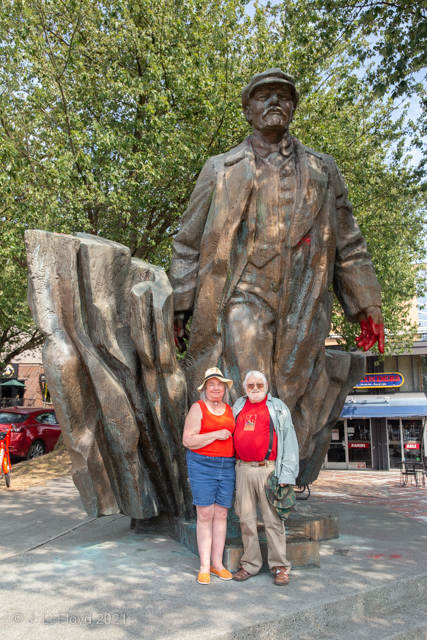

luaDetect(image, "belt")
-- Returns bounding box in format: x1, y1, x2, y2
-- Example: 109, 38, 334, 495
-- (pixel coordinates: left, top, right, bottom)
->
237, 460, 275, 467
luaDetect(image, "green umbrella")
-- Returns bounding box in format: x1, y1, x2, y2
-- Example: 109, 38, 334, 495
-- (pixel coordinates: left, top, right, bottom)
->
0, 379, 26, 388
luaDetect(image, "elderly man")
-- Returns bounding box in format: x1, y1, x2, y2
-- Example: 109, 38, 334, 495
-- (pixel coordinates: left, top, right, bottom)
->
232, 370, 299, 585
169, 69, 384, 478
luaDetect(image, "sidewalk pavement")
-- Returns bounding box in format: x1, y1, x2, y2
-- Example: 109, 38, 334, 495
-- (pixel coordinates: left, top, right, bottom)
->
311, 469, 427, 524
2, 473, 427, 639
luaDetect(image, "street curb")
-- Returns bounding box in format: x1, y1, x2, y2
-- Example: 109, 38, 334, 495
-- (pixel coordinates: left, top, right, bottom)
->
205, 572, 427, 639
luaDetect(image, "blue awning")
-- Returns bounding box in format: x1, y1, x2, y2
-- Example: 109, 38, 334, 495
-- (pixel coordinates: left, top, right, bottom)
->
341, 397, 427, 418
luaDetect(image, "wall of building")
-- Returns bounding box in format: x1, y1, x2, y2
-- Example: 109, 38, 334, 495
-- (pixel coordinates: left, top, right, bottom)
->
17, 363, 46, 406
1, 347, 48, 408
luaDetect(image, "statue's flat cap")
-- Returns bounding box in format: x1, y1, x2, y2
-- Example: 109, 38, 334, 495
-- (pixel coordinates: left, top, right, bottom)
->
242, 69, 299, 108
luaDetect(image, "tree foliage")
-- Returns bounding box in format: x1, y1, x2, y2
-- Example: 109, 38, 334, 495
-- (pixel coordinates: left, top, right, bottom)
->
0, 0, 426, 365
311, 0, 427, 167
311, 0, 427, 97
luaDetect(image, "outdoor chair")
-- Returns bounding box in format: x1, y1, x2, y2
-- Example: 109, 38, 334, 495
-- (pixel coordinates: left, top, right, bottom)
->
399, 462, 422, 488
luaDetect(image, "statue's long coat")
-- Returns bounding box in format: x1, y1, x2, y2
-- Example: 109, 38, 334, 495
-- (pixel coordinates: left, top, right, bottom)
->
169, 136, 381, 463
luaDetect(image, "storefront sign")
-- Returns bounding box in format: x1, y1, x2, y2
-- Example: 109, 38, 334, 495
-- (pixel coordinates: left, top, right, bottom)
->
404, 443, 420, 450
348, 442, 370, 449
2, 364, 17, 379
331, 429, 339, 441
354, 372, 404, 389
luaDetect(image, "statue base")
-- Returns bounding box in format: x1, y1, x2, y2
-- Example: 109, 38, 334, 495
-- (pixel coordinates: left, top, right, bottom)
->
130, 512, 338, 571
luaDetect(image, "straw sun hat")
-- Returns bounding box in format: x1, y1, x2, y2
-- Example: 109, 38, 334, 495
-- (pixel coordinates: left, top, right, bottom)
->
197, 367, 234, 393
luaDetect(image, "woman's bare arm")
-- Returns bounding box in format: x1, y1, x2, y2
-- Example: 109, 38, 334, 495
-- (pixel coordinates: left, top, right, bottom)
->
182, 403, 231, 449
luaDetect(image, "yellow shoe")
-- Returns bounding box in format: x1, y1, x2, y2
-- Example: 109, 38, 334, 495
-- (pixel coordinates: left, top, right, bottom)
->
197, 572, 210, 584
210, 566, 233, 581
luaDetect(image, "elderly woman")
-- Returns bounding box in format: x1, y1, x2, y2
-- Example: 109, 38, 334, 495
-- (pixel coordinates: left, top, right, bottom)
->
182, 367, 235, 584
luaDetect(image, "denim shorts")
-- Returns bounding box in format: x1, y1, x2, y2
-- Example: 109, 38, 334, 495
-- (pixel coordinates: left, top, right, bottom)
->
186, 449, 236, 509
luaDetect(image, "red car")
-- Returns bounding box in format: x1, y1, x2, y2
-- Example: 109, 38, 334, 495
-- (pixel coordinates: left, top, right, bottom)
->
0, 408, 61, 460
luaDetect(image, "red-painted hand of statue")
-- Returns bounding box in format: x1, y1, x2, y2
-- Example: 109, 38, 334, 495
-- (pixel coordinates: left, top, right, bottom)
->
356, 306, 385, 354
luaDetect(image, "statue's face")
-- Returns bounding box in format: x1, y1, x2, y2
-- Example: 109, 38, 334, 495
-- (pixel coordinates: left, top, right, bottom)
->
245, 82, 294, 135
245, 375, 268, 404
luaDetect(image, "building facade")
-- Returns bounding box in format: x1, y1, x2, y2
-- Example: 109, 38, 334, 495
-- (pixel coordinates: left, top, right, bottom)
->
324, 293, 427, 471
1, 349, 49, 408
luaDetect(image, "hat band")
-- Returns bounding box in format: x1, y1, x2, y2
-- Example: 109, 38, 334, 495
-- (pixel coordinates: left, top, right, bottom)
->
202, 373, 227, 385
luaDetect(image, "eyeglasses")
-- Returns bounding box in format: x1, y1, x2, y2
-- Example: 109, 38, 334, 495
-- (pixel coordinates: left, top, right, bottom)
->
247, 383, 265, 390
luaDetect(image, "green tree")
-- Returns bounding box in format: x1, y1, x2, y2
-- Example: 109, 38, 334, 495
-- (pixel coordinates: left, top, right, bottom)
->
0, 0, 253, 364
0, 260, 44, 365
311, 0, 427, 98
0, 0, 425, 364
310, 0, 427, 168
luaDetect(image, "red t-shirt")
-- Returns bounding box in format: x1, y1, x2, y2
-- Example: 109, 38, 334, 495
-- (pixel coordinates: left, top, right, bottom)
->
234, 398, 277, 462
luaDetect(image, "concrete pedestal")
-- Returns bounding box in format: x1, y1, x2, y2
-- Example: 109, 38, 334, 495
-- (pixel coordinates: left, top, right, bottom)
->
222, 534, 320, 571
286, 512, 339, 542
132, 511, 339, 571
175, 513, 338, 571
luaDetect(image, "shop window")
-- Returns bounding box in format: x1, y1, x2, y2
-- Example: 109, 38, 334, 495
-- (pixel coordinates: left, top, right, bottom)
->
347, 418, 372, 469
396, 356, 413, 391
366, 356, 384, 374
384, 356, 397, 373
372, 356, 422, 393
421, 356, 427, 391
402, 419, 422, 462
353, 354, 424, 394
387, 418, 424, 467
387, 419, 402, 469
413, 356, 421, 391
327, 420, 346, 463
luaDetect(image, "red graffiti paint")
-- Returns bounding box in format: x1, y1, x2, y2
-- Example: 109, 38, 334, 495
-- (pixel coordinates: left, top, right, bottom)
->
356, 317, 385, 354
297, 236, 311, 246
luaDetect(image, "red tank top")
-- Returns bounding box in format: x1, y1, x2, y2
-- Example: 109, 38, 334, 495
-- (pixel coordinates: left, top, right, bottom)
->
190, 400, 235, 457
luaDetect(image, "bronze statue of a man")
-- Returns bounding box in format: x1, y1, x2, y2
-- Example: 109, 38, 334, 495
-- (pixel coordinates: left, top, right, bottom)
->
169, 69, 384, 474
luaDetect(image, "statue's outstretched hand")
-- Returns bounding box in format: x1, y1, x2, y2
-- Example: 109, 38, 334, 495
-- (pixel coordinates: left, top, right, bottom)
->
174, 312, 190, 353
356, 306, 385, 354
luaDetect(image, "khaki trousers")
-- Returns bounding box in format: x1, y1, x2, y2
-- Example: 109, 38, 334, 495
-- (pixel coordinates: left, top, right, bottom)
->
234, 461, 292, 575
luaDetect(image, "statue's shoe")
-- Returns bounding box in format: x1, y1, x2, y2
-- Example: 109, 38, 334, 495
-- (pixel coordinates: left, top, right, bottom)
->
210, 566, 233, 580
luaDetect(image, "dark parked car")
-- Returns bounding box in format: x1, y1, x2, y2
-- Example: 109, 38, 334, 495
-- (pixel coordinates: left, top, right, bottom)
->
0, 408, 61, 459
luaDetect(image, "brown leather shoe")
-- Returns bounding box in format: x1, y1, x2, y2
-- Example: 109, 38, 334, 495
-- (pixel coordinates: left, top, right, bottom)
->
233, 568, 255, 581
272, 566, 290, 585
